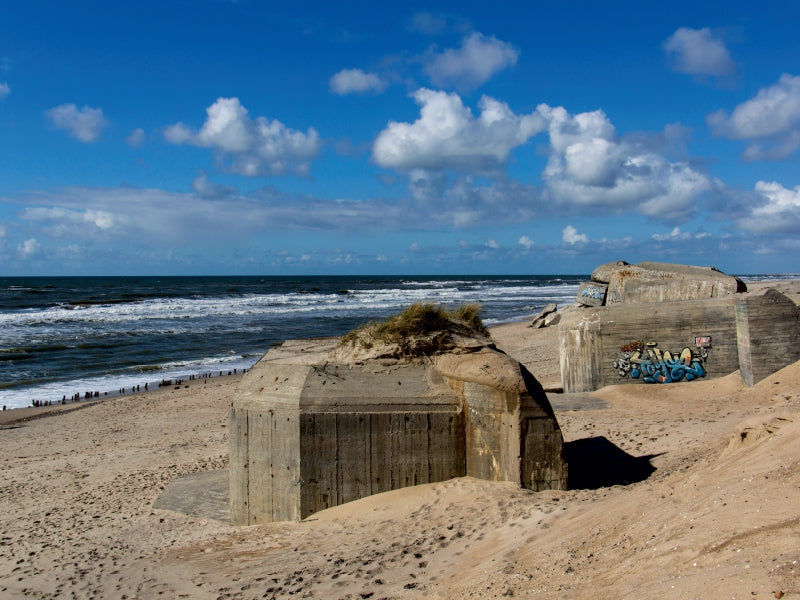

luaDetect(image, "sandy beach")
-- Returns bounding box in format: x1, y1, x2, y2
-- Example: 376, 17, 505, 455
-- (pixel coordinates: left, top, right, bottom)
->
2, 281, 800, 599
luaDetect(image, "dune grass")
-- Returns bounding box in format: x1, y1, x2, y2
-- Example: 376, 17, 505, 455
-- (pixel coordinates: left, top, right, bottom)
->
339, 302, 488, 354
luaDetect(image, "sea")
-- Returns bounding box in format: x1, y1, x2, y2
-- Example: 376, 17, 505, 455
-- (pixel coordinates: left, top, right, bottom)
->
1, 274, 793, 410
0, 275, 586, 410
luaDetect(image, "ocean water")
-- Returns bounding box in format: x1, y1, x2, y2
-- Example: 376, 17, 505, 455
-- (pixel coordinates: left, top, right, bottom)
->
0, 275, 585, 409
4, 273, 793, 410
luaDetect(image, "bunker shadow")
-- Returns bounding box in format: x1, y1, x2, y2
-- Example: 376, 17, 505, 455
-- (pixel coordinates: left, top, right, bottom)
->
565, 436, 659, 489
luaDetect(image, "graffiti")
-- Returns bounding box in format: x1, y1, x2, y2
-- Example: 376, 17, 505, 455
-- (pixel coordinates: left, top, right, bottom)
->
580, 285, 606, 300
695, 336, 712, 349
613, 338, 711, 384
619, 340, 644, 354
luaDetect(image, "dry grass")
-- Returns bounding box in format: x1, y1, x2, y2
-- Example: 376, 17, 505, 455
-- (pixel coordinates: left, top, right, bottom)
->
339, 302, 488, 356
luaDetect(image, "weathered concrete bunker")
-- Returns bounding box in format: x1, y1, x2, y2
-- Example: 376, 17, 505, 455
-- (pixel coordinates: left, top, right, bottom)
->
580, 260, 747, 306
230, 331, 567, 525
561, 262, 800, 393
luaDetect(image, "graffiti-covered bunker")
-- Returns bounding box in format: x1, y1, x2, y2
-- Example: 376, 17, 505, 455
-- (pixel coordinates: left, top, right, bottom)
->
559, 261, 800, 393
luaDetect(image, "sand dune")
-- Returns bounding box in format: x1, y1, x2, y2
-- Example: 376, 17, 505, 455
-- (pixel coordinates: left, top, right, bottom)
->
2, 283, 799, 599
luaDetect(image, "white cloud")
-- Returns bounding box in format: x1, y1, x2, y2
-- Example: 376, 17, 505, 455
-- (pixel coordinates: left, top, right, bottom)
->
329, 69, 386, 95
125, 128, 146, 147
21, 205, 117, 237
373, 89, 547, 170
164, 97, 321, 176
563, 137, 624, 187
45, 104, 109, 142
403, 170, 549, 228
737, 181, 800, 233
752, 181, 800, 215
424, 32, 518, 89
540, 105, 617, 155
707, 74, 800, 160
409, 12, 448, 35
6, 179, 791, 273
0, 82, 9, 99
374, 91, 712, 224
562, 225, 588, 244
190, 173, 237, 199
14, 184, 420, 249
540, 105, 712, 221
163, 122, 193, 144
651, 226, 691, 241
18, 238, 40, 258
194, 97, 253, 151
663, 27, 736, 78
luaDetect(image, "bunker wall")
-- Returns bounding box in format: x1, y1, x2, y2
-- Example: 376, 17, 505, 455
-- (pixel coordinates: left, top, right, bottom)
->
298, 409, 466, 519
230, 349, 568, 524
559, 298, 739, 393
559, 290, 800, 393
735, 289, 800, 386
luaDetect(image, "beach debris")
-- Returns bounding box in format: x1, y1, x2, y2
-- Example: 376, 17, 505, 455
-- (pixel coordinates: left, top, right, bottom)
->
529, 303, 559, 328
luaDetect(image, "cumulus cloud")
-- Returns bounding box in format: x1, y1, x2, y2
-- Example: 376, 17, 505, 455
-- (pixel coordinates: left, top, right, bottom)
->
374, 91, 712, 225
125, 128, 146, 147
45, 104, 109, 142
737, 181, 800, 233
518, 235, 534, 249
707, 74, 800, 160
164, 97, 321, 176
373, 89, 547, 170
562, 225, 588, 244
424, 32, 518, 89
0, 82, 9, 99
330, 68, 386, 95
539, 105, 712, 222
663, 27, 736, 78
18, 238, 40, 258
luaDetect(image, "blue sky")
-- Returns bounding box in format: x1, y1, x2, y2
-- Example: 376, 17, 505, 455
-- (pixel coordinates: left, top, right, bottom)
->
1, 1, 800, 276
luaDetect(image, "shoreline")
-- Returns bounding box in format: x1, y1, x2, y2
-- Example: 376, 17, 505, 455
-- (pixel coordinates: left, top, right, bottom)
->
1, 360, 255, 413
0, 370, 247, 426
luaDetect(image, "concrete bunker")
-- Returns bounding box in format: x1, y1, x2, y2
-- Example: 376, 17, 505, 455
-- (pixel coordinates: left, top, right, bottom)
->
561, 262, 800, 393
230, 304, 568, 524
581, 260, 747, 306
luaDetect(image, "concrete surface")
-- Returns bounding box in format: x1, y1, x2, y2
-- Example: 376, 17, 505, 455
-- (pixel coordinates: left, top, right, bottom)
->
230, 340, 568, 524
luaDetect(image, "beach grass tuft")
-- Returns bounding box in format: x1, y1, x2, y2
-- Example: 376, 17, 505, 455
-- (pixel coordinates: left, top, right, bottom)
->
339, 302, 488, 356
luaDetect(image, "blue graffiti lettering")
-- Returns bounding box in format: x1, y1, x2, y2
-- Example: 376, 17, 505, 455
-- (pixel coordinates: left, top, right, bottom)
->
580, 285, 605, 300
616, 344, 707, 384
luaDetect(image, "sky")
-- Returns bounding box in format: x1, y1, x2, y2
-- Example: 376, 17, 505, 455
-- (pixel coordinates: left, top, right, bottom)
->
1, 1, 800, 276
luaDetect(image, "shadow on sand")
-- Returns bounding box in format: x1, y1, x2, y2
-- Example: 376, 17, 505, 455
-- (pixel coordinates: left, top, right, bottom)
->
565, 436, 659, 489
